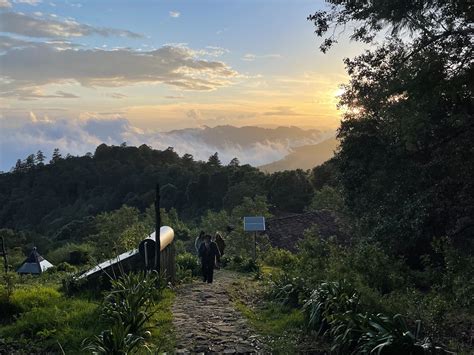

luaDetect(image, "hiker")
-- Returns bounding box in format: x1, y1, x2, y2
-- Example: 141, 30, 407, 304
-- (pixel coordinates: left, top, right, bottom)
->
214, 232, 225, 257
194, 230, 205, 254
198, 234, 221, 283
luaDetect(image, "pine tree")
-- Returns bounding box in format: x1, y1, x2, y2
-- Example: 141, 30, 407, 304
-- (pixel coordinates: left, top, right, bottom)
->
50, 148, 62, 164
207, 152, 221, 167
228, 157, 240, 167
36, 150, 45, 166
24, 154, 35, 170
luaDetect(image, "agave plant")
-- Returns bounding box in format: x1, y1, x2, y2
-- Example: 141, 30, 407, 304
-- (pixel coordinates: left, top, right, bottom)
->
356, 314, 427, 355
82, 323, 146, 354
303, 280, 360, 335
101, 271, 163, 335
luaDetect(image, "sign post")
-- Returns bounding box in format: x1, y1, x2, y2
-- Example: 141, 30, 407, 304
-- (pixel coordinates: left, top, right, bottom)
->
243, 217, 266, 261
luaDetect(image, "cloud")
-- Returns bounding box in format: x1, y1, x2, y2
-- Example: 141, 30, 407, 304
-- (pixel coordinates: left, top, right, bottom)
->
0, 40, 239, 99
14, 0, 42, 5
0, 0, 12, 8
107, 93, 127, 99
0, 115, 301, 171
1, 88, 79, 100
169, 11, 180, 18
0, 12, 143, 38
263, 106, 305, 116
242, 53, 281, 61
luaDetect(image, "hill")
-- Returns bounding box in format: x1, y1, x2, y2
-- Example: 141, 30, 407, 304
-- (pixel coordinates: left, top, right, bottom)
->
259, 138, 338, 173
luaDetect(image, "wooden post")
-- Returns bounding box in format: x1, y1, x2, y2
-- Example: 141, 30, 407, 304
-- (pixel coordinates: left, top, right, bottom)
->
0, 236, 8, 273
154, 184, 161, 274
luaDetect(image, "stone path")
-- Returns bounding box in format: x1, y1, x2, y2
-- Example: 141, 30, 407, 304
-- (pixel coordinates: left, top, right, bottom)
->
172, 270, 266, 354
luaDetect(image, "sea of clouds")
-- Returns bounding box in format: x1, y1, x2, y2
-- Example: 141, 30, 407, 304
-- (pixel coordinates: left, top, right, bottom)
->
0, 115, 332, 172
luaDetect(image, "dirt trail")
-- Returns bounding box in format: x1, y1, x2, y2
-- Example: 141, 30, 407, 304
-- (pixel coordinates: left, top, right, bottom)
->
172, 270, 265, 354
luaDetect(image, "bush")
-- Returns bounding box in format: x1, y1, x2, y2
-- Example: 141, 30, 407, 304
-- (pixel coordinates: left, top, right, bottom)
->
303, 280, 360, 335
47, 243, 93, 265
266, 272, 308, 308
226, 255, 260, 273
263, 248, 297, 268
176, 252, 200, 277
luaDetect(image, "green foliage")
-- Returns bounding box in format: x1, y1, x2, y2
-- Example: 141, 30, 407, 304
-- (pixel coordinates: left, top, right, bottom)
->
176, 252, 200, 281
225, 255, 260, 273
0, 295, 100, 352
263, 248, 297, 268
303, 280, 360, 335
82, 323, 145, 354
306, 185, 344, 213
9, 285, 61, 313
46, 242, 93, 265
101, 271, 163, 336
267, 170, 313, 212
266, 273, 307, 308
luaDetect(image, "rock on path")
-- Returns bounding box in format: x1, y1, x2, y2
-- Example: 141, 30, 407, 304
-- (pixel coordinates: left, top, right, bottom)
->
172, 270, 265, 354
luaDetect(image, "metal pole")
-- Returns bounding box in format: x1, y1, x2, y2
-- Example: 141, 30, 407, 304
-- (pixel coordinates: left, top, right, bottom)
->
254, 231, 257, 261
154, 184, 161, 273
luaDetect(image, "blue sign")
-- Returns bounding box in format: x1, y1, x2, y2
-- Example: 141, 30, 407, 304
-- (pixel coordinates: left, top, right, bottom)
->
244, 216, 266, 232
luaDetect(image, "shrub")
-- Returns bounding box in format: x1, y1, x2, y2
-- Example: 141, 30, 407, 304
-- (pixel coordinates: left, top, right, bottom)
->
101, 271, 163, 336
264, 248, 297, 268
47, 243, 93, 265
82, 323, 145, 354
266, 272, 308, 308
303, 280, 360, 335
226, 255, 260, 273
176, 252, 200, 277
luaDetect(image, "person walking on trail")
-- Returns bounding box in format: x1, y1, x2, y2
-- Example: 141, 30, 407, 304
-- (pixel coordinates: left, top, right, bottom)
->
198, 234, 221, 283
194, 231, 205, 254
214, 232, 225, 257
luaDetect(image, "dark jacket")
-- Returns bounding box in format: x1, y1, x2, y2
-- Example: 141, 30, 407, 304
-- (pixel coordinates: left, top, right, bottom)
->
198, 242, 221, 265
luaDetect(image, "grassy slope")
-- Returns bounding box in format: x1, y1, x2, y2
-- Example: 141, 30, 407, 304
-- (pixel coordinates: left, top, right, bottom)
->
0, 277, 176, 353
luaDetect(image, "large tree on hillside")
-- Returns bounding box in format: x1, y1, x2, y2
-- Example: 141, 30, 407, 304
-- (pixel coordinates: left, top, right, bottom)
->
309, 1, 473, 260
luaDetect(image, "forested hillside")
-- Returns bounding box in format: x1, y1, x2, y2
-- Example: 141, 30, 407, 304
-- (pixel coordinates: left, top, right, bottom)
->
0, 143, 316, 236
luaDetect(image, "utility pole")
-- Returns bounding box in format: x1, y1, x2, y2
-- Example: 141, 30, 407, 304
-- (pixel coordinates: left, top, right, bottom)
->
0, 236, 8, 273
154, 184, 161, 274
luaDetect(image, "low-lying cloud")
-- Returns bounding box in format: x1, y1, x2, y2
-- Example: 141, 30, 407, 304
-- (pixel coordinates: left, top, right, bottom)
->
0, 116, 329, 172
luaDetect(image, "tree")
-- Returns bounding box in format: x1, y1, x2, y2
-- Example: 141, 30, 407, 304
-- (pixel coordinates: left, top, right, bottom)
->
267, 170, 314, 213
309, 0, 474, 260
24, 154, 35, 170
12, 159, 24, 173
228, 157, 240, 167
207, 152, 221, 167
50, 148, 62, 164
35, 150, 46, 166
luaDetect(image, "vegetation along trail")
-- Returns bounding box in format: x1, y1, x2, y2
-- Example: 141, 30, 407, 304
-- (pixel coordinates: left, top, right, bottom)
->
172, 270, 265, 354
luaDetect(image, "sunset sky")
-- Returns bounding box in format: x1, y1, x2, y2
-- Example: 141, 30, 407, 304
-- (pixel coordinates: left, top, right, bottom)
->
0, 0, 367, 170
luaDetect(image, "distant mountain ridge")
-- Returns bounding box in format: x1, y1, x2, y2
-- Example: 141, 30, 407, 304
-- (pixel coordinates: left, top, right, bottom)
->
164, 125, 330, 149
259, 137, 338, 173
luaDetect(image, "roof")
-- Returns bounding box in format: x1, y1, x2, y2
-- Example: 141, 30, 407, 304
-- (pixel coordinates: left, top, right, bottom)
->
17, 247, 54, 274
265, 211, 347, 252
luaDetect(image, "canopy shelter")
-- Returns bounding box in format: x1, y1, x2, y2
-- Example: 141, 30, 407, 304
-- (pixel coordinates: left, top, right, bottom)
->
17, 247, 54, 274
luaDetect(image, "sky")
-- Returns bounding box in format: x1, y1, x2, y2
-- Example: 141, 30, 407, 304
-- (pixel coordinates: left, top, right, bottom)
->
0, 0, 367, 170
